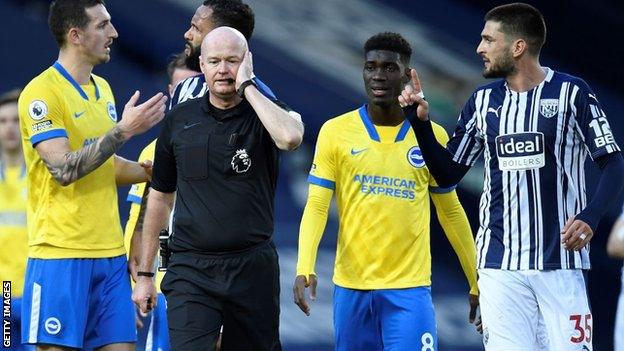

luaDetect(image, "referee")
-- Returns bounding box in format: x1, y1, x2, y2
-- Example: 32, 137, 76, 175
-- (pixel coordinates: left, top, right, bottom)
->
132, 27, 303, 351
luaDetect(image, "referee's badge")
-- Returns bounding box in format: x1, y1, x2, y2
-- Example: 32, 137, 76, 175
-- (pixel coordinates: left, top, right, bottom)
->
407, 146, 426, 168
539, 99, 559, 118
231, 149, 252, 173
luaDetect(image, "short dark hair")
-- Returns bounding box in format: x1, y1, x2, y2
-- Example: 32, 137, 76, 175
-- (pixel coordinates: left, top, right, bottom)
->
203, 0, 255, 41
364, 32, 412, 63
485, 3, 546, 56
0, 89, 21, 109
48, 0, 105, 47
166, 52, 190, 83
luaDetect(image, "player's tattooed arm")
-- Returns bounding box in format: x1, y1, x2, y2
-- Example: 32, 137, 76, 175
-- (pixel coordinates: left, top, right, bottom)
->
134, 188, 150, 232
35, 91, 168, 186
36, 126, 128, 186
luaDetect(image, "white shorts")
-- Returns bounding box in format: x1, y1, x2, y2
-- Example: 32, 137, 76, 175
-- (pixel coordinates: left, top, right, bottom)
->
615, 268, 624, 351
478, 268, 592, 351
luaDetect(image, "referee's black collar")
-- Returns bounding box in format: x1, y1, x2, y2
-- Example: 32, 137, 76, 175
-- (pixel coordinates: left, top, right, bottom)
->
200, 93, 252, 121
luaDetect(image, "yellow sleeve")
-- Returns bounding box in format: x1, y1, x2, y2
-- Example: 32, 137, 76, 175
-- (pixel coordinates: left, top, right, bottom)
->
123, 141, 156, 248
296, 184, 333, 278
18, 81, 68, 147
124, 201, 143, 250
308, 122, 336, 188
297, 122, 336, 277
430, 191, 478, 295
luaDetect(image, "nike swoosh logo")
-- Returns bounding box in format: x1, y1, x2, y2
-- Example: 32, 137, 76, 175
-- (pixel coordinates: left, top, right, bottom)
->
74, 111, 85, 118
183, 122, 201, 130
350, 148, 368, 155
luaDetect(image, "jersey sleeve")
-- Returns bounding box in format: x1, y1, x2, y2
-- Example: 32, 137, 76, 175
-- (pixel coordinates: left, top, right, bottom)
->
428, 123, 456, 193
127, 141, 157, 204
429, 191, 478, 295
18, 82, 68, 147
445, 92, 485, 166
252, 77, 277, 100
151, 116, 177, 193
268, 97, 296, 114
127, 183, 146, 204
572, 79, 620, 160
307, 122, 336, 190
296, 184, 333, 277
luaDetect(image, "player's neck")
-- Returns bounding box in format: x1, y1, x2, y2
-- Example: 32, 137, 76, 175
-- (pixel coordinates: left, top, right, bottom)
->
0, 148, 24, 168
368, 104, 404, 126
505, 61, 546, 93
57, 51, 94, 85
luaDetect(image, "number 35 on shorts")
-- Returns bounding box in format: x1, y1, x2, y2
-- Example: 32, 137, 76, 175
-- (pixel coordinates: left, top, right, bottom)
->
569, 313, 592, 344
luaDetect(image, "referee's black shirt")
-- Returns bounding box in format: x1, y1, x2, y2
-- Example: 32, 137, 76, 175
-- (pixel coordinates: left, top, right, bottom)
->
151, 94, 288, 254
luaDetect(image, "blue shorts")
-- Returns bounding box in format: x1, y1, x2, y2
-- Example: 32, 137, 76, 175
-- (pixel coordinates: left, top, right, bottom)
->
20, 255, 136, 349
6, 298, 35, 351
136, 294, 169, 351
333, 285, 438, 351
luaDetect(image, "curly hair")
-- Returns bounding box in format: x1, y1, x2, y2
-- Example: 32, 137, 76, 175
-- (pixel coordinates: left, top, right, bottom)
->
202, 0, 255, 40
364, 32, 412, 63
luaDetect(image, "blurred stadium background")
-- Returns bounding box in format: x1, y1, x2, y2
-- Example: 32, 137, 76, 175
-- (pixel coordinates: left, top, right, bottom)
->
1, 0, 623, 349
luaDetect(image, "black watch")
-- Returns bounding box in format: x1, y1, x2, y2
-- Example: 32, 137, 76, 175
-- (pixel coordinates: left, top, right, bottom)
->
237, 79, 257, 97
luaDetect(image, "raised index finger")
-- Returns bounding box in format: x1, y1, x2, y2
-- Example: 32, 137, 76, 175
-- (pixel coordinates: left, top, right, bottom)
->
410, 69, 423, 94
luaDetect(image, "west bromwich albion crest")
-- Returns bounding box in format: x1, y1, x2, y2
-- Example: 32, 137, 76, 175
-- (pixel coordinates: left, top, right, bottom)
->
539, 99, 558, 118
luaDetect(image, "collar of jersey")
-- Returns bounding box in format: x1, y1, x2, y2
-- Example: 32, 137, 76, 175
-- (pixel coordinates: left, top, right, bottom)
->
358, 104, 411, 143
503, 67, 554, 92
52, 61, 101, 101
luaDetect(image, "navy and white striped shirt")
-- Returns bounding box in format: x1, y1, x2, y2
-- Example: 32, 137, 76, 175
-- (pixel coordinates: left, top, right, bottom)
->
447, 68, 620, 270
169, 73, 276, 109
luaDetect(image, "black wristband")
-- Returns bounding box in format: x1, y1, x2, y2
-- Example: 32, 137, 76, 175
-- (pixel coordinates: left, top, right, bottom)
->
137, 271, 155, 277
237, 79, 257, 97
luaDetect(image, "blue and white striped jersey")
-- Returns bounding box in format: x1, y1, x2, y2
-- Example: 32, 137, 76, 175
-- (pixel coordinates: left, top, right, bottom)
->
448, 68, 620, 270
169, 73, 276, 109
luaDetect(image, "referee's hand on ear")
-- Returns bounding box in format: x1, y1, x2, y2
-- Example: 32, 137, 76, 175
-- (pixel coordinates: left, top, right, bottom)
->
293, 274, 317, 316
132, 277, 157, 314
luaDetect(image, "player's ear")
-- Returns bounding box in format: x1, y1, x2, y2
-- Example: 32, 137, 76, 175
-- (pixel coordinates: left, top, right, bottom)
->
67, 27, 82, 46
511, 38, 527, 58
199, 55, 205, 74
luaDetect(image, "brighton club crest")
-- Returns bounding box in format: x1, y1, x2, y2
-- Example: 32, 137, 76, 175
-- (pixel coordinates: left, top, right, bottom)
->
539, 99, 559, 118
231, 149, 251, 173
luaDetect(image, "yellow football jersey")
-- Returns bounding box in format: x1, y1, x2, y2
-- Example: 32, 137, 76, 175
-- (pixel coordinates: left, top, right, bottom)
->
18, 62, 124, 258
123, 140, 163, 292
308, 105, 453, 289
0, 164, 28, 296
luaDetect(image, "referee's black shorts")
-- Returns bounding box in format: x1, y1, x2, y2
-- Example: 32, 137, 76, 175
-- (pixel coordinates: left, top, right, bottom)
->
161, 240, 281, 351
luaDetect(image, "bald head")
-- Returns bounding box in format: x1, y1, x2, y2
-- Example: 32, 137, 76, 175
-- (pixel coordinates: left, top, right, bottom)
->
201, 26, 248, 57
199, 26, 250, 103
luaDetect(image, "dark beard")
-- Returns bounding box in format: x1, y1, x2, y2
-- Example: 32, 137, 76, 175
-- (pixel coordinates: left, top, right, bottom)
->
185, 44, 201, 72
482, 53, 515, 78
